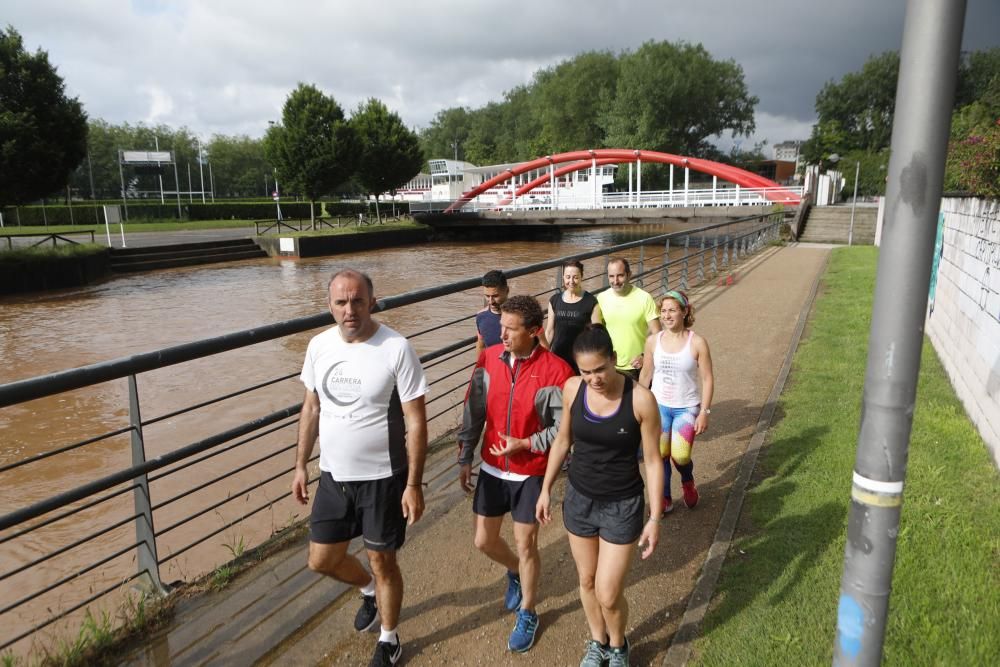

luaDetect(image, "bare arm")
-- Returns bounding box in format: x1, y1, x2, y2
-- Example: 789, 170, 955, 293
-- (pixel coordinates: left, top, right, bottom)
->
694, 335, 715, 435
591, 302, 603, 324
536, 377, 580, 524
400, 396, 428, 524
638, 334, 656, 389
647, 317, 662, 335
634, 386, 664, 558
292, 389, 320, 505
544, 301, 556, 346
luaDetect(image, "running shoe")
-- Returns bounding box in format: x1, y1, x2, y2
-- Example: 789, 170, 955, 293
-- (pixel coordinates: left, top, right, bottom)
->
354, 594, 379, 632
368, 636, 402, 666
504, 570, 523, 611
580, 638, 609, 666
508, 608, 539, 653
661, 497, 674, 516
682, 480, 700, 509
607, 637, 630, 667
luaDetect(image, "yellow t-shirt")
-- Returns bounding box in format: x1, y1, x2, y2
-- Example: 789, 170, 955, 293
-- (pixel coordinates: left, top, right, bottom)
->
597, 286, 659, 371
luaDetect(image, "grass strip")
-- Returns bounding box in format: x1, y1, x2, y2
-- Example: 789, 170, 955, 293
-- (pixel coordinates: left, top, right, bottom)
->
693, 246, 1000, 666
268, 220, 427, 238
0, 243, 107, 264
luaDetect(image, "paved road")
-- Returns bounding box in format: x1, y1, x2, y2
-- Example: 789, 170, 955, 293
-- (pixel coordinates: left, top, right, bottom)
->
123, 244, 832, 667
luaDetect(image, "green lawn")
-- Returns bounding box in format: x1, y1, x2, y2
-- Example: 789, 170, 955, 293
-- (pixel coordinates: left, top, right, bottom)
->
267, 220, 427, 238
693, 247, 1000, 666
0, 243, 107, 265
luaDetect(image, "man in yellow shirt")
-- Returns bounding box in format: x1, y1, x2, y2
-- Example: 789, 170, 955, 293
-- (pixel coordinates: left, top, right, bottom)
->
596, 257, 661, 379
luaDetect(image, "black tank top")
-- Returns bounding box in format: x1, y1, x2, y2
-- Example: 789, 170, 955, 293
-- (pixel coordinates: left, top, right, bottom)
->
549, 291, 598, 371
568, 378, 644, 501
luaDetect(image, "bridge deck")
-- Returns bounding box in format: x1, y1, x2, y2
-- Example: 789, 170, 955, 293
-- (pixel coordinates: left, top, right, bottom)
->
122, 244, 831, 667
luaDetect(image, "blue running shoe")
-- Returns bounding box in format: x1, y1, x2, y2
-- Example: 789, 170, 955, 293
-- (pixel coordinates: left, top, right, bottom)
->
508, 608, 539, 653
504, 571, 522, 611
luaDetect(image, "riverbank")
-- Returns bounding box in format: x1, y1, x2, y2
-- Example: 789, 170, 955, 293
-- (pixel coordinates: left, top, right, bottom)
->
0, 244, 110, 295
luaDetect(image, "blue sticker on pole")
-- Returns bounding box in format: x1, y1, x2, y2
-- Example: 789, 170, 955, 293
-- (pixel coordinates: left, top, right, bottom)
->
928, 211, 944, 314
837, 594, 864, 659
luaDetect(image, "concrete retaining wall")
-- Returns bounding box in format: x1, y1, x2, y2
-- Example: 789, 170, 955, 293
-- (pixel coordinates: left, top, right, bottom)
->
255, 227, 432, 258
925, 197, 1000, 467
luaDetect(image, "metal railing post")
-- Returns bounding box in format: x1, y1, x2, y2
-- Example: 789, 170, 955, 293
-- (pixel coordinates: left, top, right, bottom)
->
554, 266, 562, 293
603, 256, 610, 289
636, 245, 645, 288
128, 374, 167, 594
722, 235, 729, 268
698, 237, 706, 283
681, 236, 690, 290
661, 238, 670, 292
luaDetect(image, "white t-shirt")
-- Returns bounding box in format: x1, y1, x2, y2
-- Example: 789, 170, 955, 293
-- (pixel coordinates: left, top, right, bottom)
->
300, 323, 428, 481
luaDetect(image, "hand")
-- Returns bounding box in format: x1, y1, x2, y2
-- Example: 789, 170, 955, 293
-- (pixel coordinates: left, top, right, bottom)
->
458, 463, 475, 494
630, 355, 644, 369
401, 485, 424, 525
488, 432, 530, 457
292, 467, 309, 506
535, 490, 552, 525
638, 519, 659, 560
695, 410, 709, 435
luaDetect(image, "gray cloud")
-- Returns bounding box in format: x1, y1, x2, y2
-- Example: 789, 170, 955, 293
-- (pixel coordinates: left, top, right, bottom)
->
6, 0, 998, 152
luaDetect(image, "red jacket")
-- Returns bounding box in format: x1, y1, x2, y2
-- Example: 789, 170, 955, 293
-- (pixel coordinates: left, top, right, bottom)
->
458, 343, 573, 477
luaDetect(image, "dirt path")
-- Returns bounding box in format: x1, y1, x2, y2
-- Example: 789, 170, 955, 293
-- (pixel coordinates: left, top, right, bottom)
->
248, 244, 831, 667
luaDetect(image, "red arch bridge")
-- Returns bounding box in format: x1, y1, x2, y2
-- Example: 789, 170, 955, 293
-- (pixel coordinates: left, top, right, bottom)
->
410, 149, 802, 215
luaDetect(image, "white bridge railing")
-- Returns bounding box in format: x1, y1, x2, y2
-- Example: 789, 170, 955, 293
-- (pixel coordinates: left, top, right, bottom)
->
410, 186, 803, 214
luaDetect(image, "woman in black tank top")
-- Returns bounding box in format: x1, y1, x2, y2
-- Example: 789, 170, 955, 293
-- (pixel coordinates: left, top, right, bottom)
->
535, 324, 664, 664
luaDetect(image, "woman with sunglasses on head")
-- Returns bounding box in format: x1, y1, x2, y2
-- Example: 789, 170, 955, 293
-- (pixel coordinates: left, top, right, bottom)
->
536, 324, 663, 667
639, 290, 714, 515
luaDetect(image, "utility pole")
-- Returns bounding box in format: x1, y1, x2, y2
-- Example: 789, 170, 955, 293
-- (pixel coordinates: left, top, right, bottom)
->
833, 1, 965, 665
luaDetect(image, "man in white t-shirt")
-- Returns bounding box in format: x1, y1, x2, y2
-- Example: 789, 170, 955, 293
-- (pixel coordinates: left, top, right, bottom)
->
292, 269, 428, 667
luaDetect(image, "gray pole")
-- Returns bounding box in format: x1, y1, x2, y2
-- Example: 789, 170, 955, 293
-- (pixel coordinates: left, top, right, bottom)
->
117, 149, 129, 221
833, 1, 965, 665
197, 138, 206, 203
173, 158, 182, 219
87, 150, 99, 224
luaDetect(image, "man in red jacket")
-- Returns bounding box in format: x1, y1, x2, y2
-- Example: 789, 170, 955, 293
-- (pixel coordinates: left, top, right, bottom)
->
457, 294, 573, 653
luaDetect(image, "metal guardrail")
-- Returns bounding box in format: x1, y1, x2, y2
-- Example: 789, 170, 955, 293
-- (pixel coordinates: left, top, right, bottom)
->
1, 231, 97, 250
0, 211, 785, 655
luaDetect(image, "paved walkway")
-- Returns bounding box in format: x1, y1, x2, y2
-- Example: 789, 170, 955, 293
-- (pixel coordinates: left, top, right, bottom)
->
124, 244, 831, 666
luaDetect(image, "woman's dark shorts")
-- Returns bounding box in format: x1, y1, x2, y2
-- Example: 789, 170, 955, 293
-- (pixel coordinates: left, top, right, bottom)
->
562, 482, 644, 545
310, 469, 407, 551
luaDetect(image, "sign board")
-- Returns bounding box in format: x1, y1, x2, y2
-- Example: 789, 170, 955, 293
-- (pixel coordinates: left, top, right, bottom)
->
273, 191, 280, 201
103, 205, 126, 247
121, 150, 173, 164
279, 237, 295, 253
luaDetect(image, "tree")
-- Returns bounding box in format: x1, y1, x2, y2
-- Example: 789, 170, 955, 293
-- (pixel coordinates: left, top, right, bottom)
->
531, 51, 619, 153
812, 52, 899, 156
0, 26, 88, 206
351, 99, 424, 221
419, 107, 473, 163
264, 84, 358, 223
207, 134, 271, 198
600, 40, 757, 188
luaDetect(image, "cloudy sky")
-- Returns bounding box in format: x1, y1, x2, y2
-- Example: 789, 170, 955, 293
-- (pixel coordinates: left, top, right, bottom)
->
7, 0, 1000, 155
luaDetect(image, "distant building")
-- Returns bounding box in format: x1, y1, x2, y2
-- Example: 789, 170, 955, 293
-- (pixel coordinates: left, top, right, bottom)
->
773, 140, 803, 163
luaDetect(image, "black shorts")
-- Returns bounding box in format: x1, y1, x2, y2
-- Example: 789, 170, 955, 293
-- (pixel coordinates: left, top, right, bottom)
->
310, 470, 407, 551
562, 482, 644, 545
472, 471, 542, 524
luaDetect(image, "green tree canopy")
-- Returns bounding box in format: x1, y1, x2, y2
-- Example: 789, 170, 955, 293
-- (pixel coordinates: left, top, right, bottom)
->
600, 41, 757, 157
531, 51, 619, 154
265, 83, 358, 222
351, 98, 424, 220
206, 134, 272, 198
0, 26, 88, 205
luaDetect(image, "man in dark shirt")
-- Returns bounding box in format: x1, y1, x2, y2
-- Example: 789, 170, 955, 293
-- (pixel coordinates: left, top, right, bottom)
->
475, 269, 508, 357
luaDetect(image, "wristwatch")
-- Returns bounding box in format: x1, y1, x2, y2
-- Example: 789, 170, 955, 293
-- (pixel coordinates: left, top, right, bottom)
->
704, 408, 712, 414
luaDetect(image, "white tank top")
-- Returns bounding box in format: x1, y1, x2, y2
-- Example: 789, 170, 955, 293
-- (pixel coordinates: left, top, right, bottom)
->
651, 330, 701, 408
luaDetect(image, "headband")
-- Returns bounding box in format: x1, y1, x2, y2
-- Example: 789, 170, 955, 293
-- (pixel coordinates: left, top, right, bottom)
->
663, 290, 688, 309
